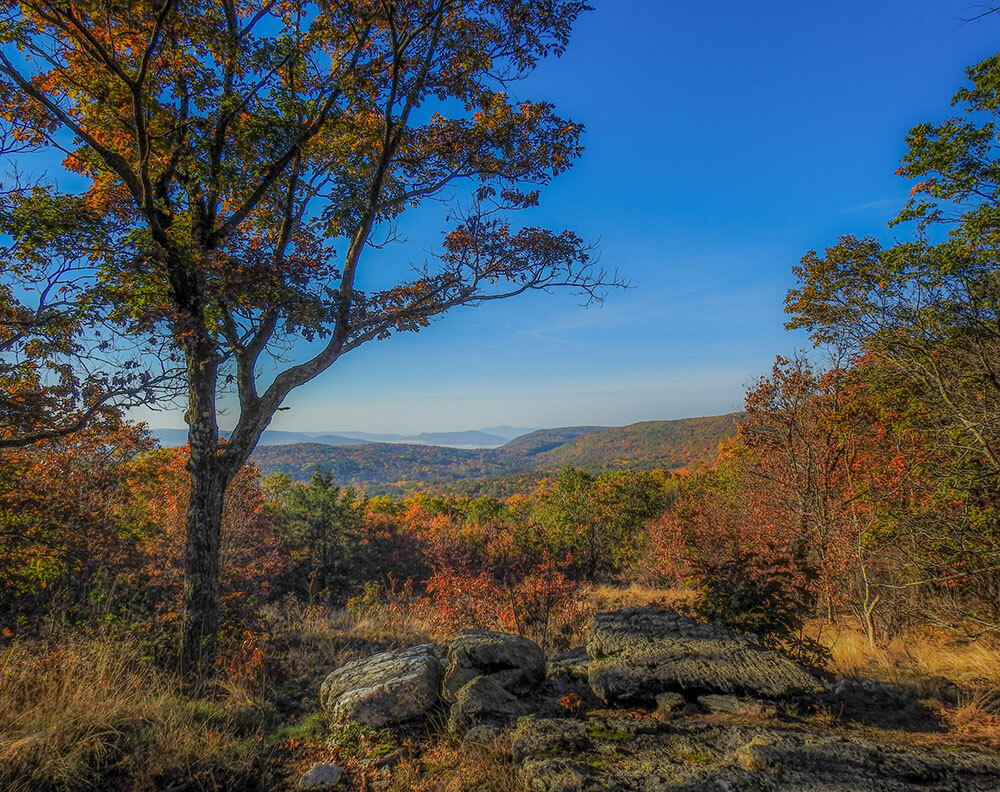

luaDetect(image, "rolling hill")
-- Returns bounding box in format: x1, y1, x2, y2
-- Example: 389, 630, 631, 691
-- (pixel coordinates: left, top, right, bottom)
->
250, 414, 739, 490
535, 414, 739, 472
498, 426, 608, 456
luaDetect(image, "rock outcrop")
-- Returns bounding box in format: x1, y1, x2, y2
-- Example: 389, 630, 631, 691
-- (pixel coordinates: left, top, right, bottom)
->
512, 715, 1000, 791
586, 607, 822, 706
313, 607, 1000, 791
442, 629, 545, 702
447, 675, 533, 733
546, 646, 602, 713
441, 630, 551, 733
319, 644, 442, 727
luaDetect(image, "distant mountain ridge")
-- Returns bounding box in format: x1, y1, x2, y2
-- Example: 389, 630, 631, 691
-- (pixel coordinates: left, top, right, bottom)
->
477, 425, 539, 441
250, 414, 740, 490
151, 428, 375, 448
151, 427, 510, 449
328, 430, 509, 447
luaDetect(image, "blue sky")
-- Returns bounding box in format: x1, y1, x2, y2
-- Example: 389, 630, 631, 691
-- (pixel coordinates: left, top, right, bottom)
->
140, 0, 1000, 434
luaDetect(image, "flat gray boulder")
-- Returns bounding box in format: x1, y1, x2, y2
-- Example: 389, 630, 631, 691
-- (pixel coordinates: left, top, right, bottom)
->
319, 644, 442, 727
442, 629, 545, 702
512, 716, 1000, 792
586, 607, 822, 706
699, 693, 778, 716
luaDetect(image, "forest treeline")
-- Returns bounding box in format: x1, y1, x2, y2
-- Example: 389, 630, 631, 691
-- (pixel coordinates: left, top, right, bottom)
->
0, 431, 675, 649
5, 324, 1000, 654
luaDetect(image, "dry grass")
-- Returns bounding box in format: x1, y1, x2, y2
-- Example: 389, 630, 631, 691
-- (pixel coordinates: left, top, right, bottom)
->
261, 601, 434, 692
940, 690, 1000, 747
0, 604, 434, 792
814, 620, 1000, 743
584, 584, 695, 613
0, 631, 274, 792
820, 622, 1000, 689
381, 734, 523, 792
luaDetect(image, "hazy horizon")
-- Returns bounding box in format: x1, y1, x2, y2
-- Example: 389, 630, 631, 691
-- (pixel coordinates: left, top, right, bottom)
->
141, 411, 738, 438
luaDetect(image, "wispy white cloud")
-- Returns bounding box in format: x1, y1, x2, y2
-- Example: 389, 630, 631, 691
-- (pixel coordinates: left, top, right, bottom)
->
514, 329, 593, 348
841, 196, 903, 214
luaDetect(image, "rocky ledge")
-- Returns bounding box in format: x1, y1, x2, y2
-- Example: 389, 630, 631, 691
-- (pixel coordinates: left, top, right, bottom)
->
513, 716, 1000, 792
586, 606, 823, 705
312, 606, 1000, 791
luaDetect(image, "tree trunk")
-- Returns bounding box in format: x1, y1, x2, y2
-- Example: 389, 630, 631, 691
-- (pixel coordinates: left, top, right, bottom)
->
181, 460, 226, 673
180, 347, 230, 675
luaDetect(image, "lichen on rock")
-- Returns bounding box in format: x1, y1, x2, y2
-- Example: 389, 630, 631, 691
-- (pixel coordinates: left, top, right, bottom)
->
586, 606, 823, 706
319, 644, 442, 727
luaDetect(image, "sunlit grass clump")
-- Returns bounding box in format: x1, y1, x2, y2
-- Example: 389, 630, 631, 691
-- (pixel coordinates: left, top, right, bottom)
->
0, 631, 272, 792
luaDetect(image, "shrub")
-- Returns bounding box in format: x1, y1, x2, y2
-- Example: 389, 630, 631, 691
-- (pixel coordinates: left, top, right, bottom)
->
412, 558, 584, 651
691, 544, 826, 664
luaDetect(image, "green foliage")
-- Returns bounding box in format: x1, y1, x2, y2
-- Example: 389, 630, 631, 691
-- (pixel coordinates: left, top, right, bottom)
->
527, 467, 675, 581
274, 470, 366, 603
588, 723, 633, 741
460, 496, 511, 526
268, 711, 328, 744
326, 721, 398, 760
345, 581, 383, 621
692, 547, 813, 640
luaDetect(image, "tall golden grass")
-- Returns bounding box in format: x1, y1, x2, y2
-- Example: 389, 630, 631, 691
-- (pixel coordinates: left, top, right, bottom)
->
820, 622, 1000, 689
0, 631, 272, 792
381, 734, 523, 792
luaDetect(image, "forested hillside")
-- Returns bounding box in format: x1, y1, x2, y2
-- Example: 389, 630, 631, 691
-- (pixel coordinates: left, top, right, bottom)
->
251, 414, 739, 489
535, 414, 740, 472
498, 426, 607, 456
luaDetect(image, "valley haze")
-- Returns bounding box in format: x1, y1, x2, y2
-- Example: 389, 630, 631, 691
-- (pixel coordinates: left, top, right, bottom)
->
150, 425, 539, 449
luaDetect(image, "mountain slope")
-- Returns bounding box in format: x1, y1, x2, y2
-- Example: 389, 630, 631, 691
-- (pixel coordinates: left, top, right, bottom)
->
499, 426, 607, 456
535, 414, 739, 472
